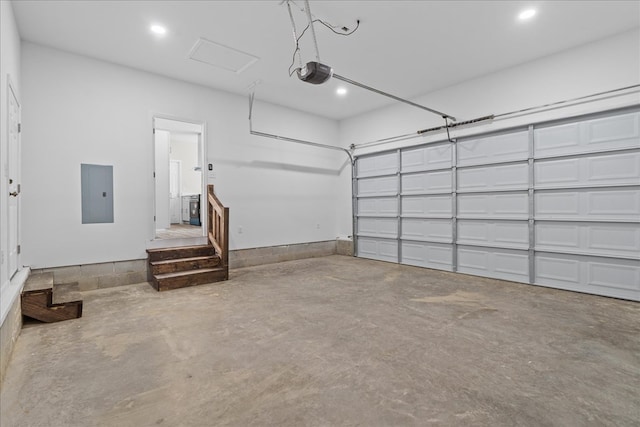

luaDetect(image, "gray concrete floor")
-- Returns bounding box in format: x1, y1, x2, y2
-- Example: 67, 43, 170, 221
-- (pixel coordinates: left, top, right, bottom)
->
1, 255, 639, 426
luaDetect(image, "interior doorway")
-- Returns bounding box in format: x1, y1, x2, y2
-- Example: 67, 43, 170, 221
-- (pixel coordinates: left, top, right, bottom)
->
7, 80, 21, 278
152, 117, 206, 243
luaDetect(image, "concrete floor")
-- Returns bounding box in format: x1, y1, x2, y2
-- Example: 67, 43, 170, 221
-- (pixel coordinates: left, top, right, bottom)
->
1, 255, 639, 426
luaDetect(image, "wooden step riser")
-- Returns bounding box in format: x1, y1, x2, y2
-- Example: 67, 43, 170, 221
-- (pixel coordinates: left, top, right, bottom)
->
22, 291, 83, 323
153, 269, 229, 292
148, 246, 216, 262
151, 258, 221, 275
22, 291, 53, 307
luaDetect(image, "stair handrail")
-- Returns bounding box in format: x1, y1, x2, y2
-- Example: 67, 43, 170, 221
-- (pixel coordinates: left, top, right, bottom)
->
207, 185, 229, 269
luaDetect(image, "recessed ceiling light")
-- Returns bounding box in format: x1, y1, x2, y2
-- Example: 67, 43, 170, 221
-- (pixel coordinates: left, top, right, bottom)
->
150, 24, 167, 35
518, 9, 536, 20
336, 87, 347, 96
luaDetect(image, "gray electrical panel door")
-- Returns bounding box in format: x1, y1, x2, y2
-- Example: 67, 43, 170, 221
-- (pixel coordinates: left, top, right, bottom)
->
81, 164, 114, 224
354, 108, 640, 301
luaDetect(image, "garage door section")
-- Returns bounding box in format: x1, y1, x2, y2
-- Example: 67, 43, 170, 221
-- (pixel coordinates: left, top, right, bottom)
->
355, 152, 400, 263
532, 111, 640, 300
399, 143, 454, 271
354, 109, 640, 301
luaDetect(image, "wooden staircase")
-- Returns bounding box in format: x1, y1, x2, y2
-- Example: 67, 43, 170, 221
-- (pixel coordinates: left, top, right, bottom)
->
147, 185, 229, 291
21, 273, 83, 323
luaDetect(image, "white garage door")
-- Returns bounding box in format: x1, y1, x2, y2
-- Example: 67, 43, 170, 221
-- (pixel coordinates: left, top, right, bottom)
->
354, 109, 640, 301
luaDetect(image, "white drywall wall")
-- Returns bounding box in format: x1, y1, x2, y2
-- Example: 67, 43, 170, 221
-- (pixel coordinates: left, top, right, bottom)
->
336, 29, 640, 238
20, 42, 342, 268
0, 0, 22, 324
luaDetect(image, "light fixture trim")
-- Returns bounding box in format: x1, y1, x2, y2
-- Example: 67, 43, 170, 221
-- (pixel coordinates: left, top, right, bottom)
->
518, 9, 536, 21
150, 24, 167, 35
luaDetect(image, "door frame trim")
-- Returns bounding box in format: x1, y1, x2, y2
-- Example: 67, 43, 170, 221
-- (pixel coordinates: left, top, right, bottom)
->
6, 76, 21, 279
149, 113, 208, 246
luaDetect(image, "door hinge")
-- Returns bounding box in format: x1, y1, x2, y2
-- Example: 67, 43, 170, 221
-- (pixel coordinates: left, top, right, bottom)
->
17, 184, 20, 193
154, 215, 156, 221
17, 123, 21, 133
17, 245, 21, 255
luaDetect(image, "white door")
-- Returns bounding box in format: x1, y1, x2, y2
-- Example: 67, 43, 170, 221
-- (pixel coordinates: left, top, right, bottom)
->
154, 130, 171, 230
169, 160, 181, 223
7, 82, 20, 278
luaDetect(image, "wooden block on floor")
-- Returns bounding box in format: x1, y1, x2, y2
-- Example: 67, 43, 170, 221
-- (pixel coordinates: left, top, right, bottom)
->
22, 289, 83, 323
22, 275, 83, 323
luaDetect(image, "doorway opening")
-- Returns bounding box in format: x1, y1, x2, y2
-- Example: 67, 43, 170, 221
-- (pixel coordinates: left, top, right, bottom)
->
152, 117, 206, 244
7, 79, 21, 279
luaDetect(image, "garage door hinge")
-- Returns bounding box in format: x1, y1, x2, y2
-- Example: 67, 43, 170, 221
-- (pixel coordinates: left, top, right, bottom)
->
17, 245, 21, 254
18, 123, 21, 133
153, 172, 156, 178
154, 215, 156, 222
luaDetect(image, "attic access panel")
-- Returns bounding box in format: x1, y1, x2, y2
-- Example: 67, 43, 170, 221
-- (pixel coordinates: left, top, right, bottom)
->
81, 164, 114, 224
188, 38, 259, 74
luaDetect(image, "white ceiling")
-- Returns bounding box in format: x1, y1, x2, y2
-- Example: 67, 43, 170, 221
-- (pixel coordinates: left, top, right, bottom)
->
11, 0, 640, 120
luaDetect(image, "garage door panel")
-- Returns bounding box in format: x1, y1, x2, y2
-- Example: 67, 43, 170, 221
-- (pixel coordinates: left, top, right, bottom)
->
534, 152, 640, 189
402, 170, 452, 194
357, 218, 397, 238
457, 246, 529, 283
535, 111, 640, 158
357, 176, 398, 197
401, 242, 452, 271
534, 122, 580, 157
357, 238, 398, 263
588, 112, 640, 146
535, 253, 640, 301
401, 218, 452, 243
535, 188, 640, 221
357, 197, 398, 217
357, 152, 398, 178
457, 192, 529, 219
401, 143, 452, 173
458, 163, 529, 192
457, 131, 529, 167
402, 195, 452, 218
535, 222, 640, 258
457, 220, 529, 250
588, 262, 639, 292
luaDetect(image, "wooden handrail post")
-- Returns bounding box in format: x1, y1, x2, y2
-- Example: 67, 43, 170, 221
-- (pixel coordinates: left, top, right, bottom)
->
207, 185, 229, 271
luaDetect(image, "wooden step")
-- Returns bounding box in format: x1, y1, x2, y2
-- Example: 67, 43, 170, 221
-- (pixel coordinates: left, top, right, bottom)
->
21, 273, 83, 323
53, 282, 82, 305
150, 255, 221, 275
146, 245, 215, 262
151, 267, 228, 292
23, 272, 54, 292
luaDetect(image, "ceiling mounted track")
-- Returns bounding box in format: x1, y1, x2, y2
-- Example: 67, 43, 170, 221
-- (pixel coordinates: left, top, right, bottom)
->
287, 0, 456, 121
332, 73, 455, 121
